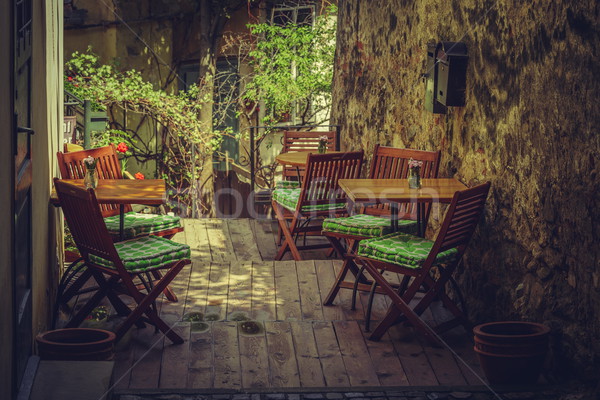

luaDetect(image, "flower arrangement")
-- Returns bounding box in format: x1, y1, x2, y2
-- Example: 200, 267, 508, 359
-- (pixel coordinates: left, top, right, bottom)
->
318, 135, 328, 154
408, 158, 423, 189
408, 158, 423, 170
83, 156, 97, 170
83, 156, 99, 188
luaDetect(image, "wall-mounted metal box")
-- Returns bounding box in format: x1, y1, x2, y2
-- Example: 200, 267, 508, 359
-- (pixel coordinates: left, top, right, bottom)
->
424, 42, 447, 114
436, 41, 468, 107
424, 41, 468, 113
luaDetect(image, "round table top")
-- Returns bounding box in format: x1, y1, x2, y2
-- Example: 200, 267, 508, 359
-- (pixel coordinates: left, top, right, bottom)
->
275, 151, 342, 166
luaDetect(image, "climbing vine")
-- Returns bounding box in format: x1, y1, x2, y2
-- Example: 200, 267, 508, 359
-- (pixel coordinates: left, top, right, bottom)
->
65, 50, 219, 216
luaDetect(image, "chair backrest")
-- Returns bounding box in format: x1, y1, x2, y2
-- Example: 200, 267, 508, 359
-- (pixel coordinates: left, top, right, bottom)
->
297, 151, 364, 214
64, 143, 84, 153
366, 145, 441, 218
282, 130, 337, 181
427, 182, 491, 265
54, 179, 125, 273
57, 144, 129, 216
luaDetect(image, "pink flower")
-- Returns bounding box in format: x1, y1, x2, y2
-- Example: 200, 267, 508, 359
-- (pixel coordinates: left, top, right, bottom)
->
134, 172, 145, 180
116, 142, 129, 153
408, 158, 423, 169
83, 156, 97, 169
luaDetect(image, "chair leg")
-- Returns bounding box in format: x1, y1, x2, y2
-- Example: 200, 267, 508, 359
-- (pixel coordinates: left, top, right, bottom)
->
115, 261, 186, 344
151, 270, 178, 302
65, 273, 119, 328
323, 237, 369, 306
360, 260, 442, 345
272, 201, 303, 261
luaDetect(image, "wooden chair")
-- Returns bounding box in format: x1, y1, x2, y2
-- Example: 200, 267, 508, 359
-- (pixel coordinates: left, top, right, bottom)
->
272, 151, 364, 261
280, 130, 337, 185
57, 144, 183, 237
54, 179, 191, 344
64, 143, 84, 153
322, 146, 441, 306
57, 144, 182, 303
355, 182, 491, 343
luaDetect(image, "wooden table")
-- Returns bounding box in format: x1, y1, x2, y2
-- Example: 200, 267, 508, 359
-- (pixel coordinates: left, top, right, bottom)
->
275, 151, 343, 166
51, 179, 167, 241
338, 178, 467, 236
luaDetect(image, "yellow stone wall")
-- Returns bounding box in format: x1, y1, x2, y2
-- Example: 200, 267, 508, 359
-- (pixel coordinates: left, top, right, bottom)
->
331, 0, 600, 377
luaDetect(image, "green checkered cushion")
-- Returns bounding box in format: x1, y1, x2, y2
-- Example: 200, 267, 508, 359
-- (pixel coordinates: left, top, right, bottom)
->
89, 235, 190, 273
323, 214, 418, 237
275, 180, 301, 189
104, 211, 181, 239
357, 232, 458, 269
272, 188, 347, 213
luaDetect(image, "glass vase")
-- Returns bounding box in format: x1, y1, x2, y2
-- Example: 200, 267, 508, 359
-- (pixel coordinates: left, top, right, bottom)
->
408, 167, 421, 189
318, 142, 327, 154
84, 168, 99, 189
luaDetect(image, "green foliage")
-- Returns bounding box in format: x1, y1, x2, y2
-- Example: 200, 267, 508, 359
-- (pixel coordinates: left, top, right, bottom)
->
65, 49, 216, 215
244, 4, 337, 126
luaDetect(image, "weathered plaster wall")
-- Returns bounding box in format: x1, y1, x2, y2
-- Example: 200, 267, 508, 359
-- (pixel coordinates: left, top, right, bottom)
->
332, 0, 600, 378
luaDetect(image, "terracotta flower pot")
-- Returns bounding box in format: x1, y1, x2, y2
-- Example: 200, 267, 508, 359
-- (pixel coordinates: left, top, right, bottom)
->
473, 321, 550, 385
36, 328, 116, 361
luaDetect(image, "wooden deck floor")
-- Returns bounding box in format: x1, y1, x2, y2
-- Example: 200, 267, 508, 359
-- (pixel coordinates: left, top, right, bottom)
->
112, 218, 484, 391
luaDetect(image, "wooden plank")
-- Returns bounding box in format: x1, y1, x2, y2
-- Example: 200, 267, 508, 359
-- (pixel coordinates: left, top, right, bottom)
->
251, 219, 279, 261
213, 321, 242, 389
296, 260, 325, 321
183, 219, 212, 262
312, 321, 350, 387
183, 260, 210, 318
314, 260, 346, 321
239, 325, 270, 388
419, 308, 468, 386
265, 321, 300, 388
333, 320, 380, 386
206, 219, 237, 263
111, 340, 134, 390
128, 327, 165, 389
428, 301, 484, 385
291, 321, 325, 387
388, 324, 439, 386
274, 260, 301, 321
188, 323, 214, 389
226, 261, 253, 320
160, 262, 192, 325
205, 262, 230, 321
227, 219, 262, 261
359, 323, 409, 386
159, 324, 191, 388
251, 261, 277, 321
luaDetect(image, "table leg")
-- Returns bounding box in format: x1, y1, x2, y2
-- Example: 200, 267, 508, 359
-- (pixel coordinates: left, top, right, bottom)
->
417, 203, 425, 237
120, 204, 125, 241
391, 202, 399, 232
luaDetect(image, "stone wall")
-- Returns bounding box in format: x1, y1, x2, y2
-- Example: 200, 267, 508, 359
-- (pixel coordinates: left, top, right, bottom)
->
331, 0, 600, 378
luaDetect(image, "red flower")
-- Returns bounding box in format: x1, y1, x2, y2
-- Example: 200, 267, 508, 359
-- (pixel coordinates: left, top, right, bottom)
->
67, 76, 73, 81
134, 172, 145, 180
116, 142, 129, 153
